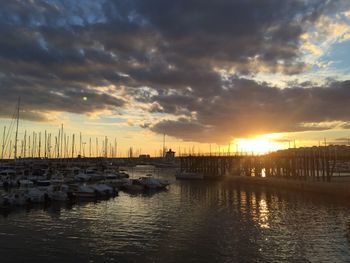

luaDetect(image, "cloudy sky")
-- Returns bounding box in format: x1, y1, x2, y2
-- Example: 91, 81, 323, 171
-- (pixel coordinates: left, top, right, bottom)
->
1, 0, 350, 156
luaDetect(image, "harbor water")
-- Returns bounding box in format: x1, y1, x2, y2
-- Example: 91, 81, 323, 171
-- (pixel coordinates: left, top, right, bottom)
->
1, 166, 350, 263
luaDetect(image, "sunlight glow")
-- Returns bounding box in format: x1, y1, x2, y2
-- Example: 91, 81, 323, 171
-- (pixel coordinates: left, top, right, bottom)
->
234, 135, 285, 154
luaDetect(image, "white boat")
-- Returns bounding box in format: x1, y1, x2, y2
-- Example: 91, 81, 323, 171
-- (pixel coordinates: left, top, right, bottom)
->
90, 184, 116, 196
50, 172, 65, 184
138, 177, 169, 189
104, 178, 131, 188
27, 175, 47, 182
0, 169, 16, 177
104, 170, 129, 179
47, 184, 69, 201
74, 173, 92, 182
175, 171, 204, 180
123, 179, 145, 192
2, 187, 48, 205
75, 169, 104, 182
3, 191, 28, 206
0, 169, 20, 187
68, 167, 82, 176
26, 188, 48, 203
85, 169, 104, 181
73, 185, 97, 200
19, 179, 34, 188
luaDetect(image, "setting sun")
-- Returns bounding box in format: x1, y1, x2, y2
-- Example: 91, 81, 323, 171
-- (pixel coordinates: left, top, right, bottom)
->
234, 135, 285, 154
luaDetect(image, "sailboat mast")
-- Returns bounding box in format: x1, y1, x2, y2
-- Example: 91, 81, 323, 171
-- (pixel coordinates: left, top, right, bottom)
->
72, 134, 75, 158
79, 132, 82, 156
44, 130, 47, 158
89, 137, 91, 157
114, 138, 117, 158
14, 97, 20, 159
23, 130, 27, 158
1, 126, 6, 160
61, 124, 63, 159
38, 132, 41, 158
96, 138, 98, 157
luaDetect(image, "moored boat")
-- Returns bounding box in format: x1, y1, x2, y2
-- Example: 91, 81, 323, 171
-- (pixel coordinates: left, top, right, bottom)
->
138, 176, 169, 189
90, 184, 117, 197
123, 179, 145, 192
47, 184, 69, 202
73, 185, 97, 200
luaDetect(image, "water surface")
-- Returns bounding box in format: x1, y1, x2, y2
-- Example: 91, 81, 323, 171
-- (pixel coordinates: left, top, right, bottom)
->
0, 167, 350, 263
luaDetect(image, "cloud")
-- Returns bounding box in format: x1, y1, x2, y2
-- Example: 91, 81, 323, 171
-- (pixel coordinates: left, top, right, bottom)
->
0, 0, 349, 144
151, 79, 350, 143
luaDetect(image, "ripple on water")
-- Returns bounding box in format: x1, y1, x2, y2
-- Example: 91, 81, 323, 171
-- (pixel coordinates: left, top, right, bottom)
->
1, 170, 350, 263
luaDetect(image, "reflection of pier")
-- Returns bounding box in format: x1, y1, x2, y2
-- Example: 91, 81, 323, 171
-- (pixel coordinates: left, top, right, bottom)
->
180, 146, 350, 181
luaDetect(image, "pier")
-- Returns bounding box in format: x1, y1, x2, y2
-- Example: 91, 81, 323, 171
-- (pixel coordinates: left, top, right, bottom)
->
179, 155, 242, 177
179, 146, 350, 182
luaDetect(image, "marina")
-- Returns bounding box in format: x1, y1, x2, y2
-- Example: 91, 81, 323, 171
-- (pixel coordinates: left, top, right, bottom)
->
2, 1, 350, 262
2, 145, 350, 212
0, 159, 170, 212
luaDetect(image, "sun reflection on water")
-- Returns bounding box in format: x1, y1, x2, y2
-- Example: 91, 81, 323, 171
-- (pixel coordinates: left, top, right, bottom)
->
258, 199, 270, 229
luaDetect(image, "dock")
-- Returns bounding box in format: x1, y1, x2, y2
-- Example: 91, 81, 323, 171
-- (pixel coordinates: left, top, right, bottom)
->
179, 146, 350, 182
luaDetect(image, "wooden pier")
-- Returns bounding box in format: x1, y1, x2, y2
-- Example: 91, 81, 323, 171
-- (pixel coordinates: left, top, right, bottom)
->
179, 146, 350, 182
179, 155, 242, 177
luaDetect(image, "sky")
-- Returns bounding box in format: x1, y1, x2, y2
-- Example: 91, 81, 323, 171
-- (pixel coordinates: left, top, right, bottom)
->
1, 0, 350, 157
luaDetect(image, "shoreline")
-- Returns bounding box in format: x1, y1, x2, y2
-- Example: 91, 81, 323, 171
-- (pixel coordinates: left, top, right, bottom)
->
226, 175, 350, 198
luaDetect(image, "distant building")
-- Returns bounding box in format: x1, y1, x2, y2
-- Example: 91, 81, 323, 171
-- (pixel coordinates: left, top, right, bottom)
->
165, 149, 175, 160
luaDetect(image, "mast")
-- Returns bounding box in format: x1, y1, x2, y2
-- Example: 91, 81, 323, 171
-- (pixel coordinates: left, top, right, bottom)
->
38, 132, 41, 158
23, 130, 27, 158
79, 132, 82, 156
9, 140, 12, 159
96, 138, 98, 157
28, 135, 31, 158
14, 97, 20, 159
66, 135, 69, 158
20, 139, 24, 157
57, 130, 60, 158
72, 134, 75, 158
44, 130, 47, 158
114, 138, 117, 158
163, 133, 166, 158
32, 131, 35, 158
1, 126, 6, 160
64, 133, 67, 158
89, 137, 91, 157
60, 124, 63, 159
48, 133, 51, 158
54, 136, 58, 158
105, 136, 108, 158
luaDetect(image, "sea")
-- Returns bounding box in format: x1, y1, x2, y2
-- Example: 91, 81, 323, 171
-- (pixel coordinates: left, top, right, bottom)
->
0, 165, 350, 263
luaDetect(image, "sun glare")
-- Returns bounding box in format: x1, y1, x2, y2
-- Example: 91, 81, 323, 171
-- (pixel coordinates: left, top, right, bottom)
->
235, 135, 285, 154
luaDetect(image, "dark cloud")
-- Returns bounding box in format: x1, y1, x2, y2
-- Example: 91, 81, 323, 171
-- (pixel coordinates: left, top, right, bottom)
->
0, 74, 125, 121
0, 0, 349, 143
151, 79, 350, 143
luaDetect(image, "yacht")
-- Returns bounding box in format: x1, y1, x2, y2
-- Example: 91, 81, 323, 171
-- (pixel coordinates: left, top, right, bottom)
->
138, 176, 169, 189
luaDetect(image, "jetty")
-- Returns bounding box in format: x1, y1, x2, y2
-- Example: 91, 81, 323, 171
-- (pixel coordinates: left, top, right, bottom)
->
179, 145, 350, 197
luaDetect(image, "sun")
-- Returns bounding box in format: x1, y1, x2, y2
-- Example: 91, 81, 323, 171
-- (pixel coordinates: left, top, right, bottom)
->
234, 135, 285, 155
